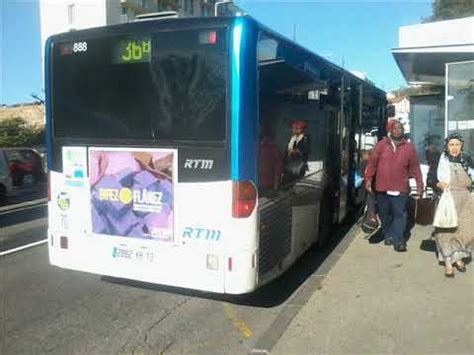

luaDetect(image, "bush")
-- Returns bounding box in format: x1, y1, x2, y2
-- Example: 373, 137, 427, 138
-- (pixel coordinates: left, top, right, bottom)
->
0, 117, 45, 147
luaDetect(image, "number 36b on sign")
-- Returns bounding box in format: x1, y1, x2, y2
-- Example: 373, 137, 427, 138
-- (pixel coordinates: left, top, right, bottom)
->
120, 40, 151, 63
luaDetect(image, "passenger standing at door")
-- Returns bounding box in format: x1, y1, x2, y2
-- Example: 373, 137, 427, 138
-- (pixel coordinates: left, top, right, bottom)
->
365, 120, 423, 252
283, 120, 310, 183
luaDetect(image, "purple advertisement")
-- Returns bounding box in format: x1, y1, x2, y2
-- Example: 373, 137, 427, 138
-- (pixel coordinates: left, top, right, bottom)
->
89, 149, 174, 241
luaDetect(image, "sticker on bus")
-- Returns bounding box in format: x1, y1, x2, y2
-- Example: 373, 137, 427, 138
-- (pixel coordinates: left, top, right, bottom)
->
89, 148, 175, 242
62, 146, 87, 187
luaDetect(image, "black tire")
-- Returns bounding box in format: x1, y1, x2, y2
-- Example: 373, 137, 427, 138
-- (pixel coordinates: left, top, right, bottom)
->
13, 172, 24, 186
0, 184, 7, 204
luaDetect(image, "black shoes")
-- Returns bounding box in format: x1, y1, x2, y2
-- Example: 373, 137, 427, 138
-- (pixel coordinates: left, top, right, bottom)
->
394, 244, 407, 252
384, 238, 393, 246
455, 262, 466, 273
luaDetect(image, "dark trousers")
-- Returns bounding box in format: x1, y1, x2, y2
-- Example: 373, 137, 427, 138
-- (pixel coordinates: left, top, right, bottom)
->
376, 193, 408, 247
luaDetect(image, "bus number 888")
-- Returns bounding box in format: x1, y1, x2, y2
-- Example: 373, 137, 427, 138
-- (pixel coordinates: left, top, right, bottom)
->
73, 42, 88, 53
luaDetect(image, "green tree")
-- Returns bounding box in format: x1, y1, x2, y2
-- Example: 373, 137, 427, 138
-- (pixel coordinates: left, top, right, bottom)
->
0, 117, 45, 147
425, 0, 474, 22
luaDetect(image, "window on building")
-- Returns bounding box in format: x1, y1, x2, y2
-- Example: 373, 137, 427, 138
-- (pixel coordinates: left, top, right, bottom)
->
201, 4, 208, 17
183, 0, 193, 15
67, 3, 76, 26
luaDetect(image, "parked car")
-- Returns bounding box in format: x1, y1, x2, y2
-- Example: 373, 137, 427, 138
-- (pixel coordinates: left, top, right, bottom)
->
6, 148, 45, 186
0, 149, 13, 200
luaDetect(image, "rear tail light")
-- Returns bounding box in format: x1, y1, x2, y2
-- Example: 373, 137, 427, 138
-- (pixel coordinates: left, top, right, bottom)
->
232, 181, 257, 218
199, 30, 218, 45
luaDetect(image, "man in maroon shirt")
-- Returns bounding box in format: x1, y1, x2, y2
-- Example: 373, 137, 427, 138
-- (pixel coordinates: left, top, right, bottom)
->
365, 121, 423, 252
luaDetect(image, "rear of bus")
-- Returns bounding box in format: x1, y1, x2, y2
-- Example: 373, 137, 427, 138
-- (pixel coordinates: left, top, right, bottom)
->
46, 18, 259, 294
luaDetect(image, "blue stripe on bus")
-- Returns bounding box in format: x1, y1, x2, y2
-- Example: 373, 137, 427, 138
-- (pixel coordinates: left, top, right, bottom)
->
44, 37, 54, 170
231, 18, 243, 180
231, 17, 259, 183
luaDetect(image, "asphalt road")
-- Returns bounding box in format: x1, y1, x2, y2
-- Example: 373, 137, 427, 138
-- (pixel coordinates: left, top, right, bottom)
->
0, 184, 48, 253
0, 188, 357, 354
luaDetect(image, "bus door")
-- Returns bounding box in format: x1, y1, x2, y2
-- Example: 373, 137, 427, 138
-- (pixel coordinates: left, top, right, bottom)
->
325, 109, 341, 225
338, 111, 350, 223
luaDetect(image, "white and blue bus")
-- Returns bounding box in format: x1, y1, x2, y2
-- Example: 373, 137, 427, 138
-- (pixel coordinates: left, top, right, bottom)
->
45, 15, 386, 294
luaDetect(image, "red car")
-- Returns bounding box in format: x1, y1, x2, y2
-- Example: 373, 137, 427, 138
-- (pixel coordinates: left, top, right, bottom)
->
6, 148, 45, 186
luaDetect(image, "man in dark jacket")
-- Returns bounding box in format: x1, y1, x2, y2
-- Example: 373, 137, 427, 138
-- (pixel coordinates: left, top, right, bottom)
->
283, 120, 310, 184
365, 120, 423, 252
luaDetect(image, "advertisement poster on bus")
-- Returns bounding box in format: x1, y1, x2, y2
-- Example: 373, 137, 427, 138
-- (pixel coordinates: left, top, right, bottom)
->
89, 148, 175, 242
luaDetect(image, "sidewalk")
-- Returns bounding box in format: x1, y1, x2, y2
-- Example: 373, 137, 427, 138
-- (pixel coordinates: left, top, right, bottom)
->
272, 225, 474, 354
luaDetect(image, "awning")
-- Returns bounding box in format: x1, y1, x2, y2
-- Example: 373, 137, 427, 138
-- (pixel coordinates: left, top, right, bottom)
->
392, 44, 474, 86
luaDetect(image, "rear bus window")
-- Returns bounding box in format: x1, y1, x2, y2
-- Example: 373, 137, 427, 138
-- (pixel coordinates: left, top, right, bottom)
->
52, 27, 228, 142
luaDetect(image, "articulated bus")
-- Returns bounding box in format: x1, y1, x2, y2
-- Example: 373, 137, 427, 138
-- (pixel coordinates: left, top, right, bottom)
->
46, 15, 386, 294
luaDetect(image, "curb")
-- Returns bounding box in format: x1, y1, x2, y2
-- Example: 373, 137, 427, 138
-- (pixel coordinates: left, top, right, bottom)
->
0, 198, 47, 214
250, 222, 361, 354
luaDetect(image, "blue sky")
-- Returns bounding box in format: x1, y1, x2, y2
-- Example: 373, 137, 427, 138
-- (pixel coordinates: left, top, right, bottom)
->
0, 0, 432, 105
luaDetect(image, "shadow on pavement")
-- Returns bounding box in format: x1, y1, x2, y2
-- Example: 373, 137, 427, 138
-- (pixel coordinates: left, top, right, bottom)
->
102, 211, 360, 308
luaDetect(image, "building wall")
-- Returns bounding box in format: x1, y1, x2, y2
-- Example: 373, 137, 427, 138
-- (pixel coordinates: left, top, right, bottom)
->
121, 0, 218, 21
399, 16, 474, 48
0, 104, 45, 128
41, 0, 106, 46
40, 0, 122, 78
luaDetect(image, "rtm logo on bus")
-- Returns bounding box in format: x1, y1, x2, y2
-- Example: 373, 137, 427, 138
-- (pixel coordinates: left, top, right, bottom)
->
184, 159, 214, 170
183, 227, 221, 241
99, 188, 163, 213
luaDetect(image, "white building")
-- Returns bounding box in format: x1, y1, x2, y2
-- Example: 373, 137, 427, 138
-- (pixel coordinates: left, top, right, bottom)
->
392, 17, 474, 164
39, 0, 122, 75
392, 17, 474, 86
387, 96, 410, 134
121, 0, 218, 21
39, 0, 122, 52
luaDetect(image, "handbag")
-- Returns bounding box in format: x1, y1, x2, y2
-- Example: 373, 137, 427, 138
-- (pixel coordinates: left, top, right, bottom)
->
433, 190, 458, 228
361, 192, 381, 237
415, 196, 437, 226
284, 157, 307, 179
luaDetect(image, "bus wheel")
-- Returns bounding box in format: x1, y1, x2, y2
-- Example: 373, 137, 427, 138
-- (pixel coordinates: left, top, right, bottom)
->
0, 184, 6, 204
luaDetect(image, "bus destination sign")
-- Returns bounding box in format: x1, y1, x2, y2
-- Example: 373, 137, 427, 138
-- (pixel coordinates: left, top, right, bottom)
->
114, 36, 152, 64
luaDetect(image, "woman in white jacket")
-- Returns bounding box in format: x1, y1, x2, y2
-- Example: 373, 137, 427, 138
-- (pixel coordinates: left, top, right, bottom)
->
429, 133, 473, 278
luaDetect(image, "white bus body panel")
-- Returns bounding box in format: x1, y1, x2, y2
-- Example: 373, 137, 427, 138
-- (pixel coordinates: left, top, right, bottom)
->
48, 147, 258, 294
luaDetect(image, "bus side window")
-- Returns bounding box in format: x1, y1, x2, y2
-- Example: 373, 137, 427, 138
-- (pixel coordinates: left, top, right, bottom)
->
258, 124, 284, 193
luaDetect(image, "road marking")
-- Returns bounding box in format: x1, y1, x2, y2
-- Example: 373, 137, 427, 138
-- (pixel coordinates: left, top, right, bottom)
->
223, 303, 254, 339
0, 198, 47, 214
0, 238, 47, 257
0, 202, 48, 216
